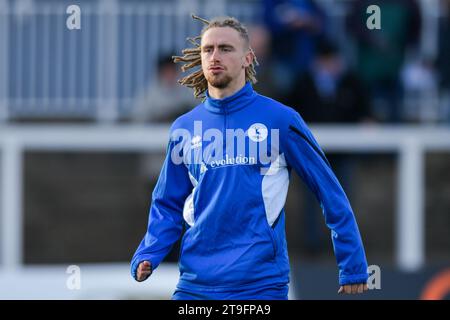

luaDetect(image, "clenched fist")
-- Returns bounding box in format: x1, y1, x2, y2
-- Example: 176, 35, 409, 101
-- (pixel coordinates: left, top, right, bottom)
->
136, 261, 152, 282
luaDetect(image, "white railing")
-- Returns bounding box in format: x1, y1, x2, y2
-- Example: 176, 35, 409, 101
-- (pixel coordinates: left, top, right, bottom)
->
0, 262, 180, 299
1, 124, 450, 298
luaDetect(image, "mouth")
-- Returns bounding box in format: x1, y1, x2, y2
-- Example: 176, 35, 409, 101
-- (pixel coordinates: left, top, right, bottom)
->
208, 66, 225, 73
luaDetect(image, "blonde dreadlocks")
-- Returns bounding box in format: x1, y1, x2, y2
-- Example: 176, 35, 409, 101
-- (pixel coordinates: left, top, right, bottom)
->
173, 15, 259, 99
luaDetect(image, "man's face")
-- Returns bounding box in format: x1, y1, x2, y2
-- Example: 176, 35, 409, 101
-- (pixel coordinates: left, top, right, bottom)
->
201, 27, 251, 89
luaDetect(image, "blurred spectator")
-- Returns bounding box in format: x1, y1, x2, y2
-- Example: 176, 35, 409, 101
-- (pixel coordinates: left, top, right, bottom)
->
286, 40, 373, 123
346, 0, 422, 123
131, 54, 197, 123
285, 40, 373, 256
438, 0, 450, 122
401, 56, 439, 123
263, 0, 329, 96
248, 25, 280, 99
438, 0, 450, 90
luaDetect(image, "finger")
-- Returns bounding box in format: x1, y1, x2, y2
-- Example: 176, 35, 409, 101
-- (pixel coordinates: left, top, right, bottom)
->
140, 270, 151, 274
139, 265, 151, 272
364, 284, 369, 291
139, 261, 151, 271
344, 285, 352, 294
338, 286, 343, 294
351, 284, 357, 294
357, 284, 363, 293
137, 270, 151, 280
140, 270, 151, 277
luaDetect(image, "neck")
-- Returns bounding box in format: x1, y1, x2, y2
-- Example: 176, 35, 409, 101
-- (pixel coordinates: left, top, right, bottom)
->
207, 76, 246, 99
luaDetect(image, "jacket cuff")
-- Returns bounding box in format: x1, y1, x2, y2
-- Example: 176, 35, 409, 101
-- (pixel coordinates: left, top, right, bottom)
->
339, 273, 369, 286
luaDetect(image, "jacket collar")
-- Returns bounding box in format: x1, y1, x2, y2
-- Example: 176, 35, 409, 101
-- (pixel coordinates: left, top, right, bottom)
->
204, 82, 257, 114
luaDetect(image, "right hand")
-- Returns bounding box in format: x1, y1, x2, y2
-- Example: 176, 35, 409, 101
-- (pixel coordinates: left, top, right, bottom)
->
136, 261, 152, 282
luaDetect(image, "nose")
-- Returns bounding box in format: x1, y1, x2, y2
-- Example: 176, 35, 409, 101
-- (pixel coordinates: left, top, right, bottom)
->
210, 47, 220, 62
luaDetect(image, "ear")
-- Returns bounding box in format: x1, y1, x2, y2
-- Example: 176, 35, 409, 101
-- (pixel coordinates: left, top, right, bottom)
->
243, 49, 254, 68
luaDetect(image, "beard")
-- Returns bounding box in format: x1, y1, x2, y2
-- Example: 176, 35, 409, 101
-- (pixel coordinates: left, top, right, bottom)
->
205, 72, 233, 89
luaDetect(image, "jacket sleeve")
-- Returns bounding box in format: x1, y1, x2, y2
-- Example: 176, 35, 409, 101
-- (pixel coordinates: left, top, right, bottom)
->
282, 111, 369, 285
130, 136, 192, 281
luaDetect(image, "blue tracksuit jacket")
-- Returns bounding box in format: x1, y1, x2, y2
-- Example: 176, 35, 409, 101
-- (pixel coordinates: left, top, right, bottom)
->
131, 82, 368, 297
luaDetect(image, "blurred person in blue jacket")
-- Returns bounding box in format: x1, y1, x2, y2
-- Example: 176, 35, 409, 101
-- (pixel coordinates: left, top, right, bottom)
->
437, 0, 450, 122
262, 0, 329, 96
131, 15, 368, 300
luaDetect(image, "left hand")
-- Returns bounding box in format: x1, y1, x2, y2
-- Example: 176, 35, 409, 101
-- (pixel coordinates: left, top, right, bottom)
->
338, 283, 368, 294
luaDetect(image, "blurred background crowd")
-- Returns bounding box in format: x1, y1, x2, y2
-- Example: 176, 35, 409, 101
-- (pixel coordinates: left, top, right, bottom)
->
135, 0, 450, 126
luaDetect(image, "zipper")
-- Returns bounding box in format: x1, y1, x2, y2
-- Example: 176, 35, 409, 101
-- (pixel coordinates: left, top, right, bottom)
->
223, 103, 227, 151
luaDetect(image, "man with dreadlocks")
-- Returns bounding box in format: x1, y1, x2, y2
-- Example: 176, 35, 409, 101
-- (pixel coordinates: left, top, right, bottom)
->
131, 15, 369, 299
